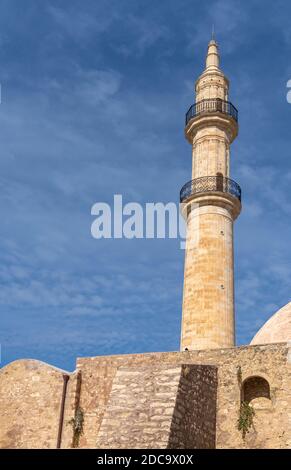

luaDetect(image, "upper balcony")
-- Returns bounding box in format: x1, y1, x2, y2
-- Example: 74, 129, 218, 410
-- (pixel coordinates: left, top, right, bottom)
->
180, 175, 241, 204
185, 98, 238, 126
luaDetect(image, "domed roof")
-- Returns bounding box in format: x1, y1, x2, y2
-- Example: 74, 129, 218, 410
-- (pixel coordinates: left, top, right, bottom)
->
250, 302, 291, 345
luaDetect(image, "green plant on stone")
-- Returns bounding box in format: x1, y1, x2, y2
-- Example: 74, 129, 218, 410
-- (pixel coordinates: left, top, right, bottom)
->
68, 407, 84, 448
238, 401, 255, 439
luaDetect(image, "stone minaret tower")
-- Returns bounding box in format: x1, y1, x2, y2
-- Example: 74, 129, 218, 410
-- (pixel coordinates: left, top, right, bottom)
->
180, 39, 241, 351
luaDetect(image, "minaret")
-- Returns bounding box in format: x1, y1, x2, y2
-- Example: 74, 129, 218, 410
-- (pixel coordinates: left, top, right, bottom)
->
180, 39, 241, 351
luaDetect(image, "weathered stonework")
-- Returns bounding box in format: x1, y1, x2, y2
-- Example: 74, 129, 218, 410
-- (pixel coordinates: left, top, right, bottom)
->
0, 360, 75, 449
75, 343, 291, 449
1, 343, 289, 449
96, 365, 217, 449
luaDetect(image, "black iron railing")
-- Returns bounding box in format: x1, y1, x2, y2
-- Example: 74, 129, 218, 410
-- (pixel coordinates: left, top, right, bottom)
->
185, 99, 238, 126
180, 175, 241, 203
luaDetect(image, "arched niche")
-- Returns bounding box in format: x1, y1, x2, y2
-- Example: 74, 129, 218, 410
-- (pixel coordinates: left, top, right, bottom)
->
241, 376, 271, 409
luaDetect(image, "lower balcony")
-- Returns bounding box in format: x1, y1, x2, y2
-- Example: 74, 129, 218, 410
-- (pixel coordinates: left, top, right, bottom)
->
180, 175, 241, 203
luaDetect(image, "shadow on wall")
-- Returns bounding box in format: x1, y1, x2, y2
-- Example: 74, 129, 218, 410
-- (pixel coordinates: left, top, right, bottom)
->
167, 364, 217, 449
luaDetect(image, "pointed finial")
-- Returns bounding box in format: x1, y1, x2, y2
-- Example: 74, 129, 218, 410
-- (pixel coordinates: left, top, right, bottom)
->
212, 24, 215, 41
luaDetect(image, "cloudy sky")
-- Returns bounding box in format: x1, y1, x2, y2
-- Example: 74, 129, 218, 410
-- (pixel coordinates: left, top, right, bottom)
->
0, 0, 291, 371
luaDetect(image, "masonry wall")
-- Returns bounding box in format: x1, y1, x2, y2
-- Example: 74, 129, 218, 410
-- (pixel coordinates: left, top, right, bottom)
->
0, 360, 76, 449
167, 365, 217, 449
76, 343, 290, 449
96, 365, 181, 449
96, 364, 217, 449
0, 343, 290, 449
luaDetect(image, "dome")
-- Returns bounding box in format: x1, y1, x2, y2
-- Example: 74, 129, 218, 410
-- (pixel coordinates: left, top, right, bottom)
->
250, 302, 291, 345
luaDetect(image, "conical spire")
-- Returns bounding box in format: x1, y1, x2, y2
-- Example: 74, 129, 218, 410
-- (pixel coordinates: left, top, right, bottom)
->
206, 38, 220, 70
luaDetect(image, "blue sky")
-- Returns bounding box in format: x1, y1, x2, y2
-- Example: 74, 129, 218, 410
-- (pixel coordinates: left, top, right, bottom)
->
0, 0, 291, 371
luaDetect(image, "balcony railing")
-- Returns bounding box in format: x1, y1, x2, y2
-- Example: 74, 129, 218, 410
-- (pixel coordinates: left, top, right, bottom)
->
180, 175, 241, 203
185, 99, 238, 126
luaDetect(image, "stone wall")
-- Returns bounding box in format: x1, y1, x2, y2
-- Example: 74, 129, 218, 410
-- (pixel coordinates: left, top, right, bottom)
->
0, 359, 76, 449
168, 365, 217, 449
76, 343, 290, 449
96, 365, 217, 449
0, 343, 290, 449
